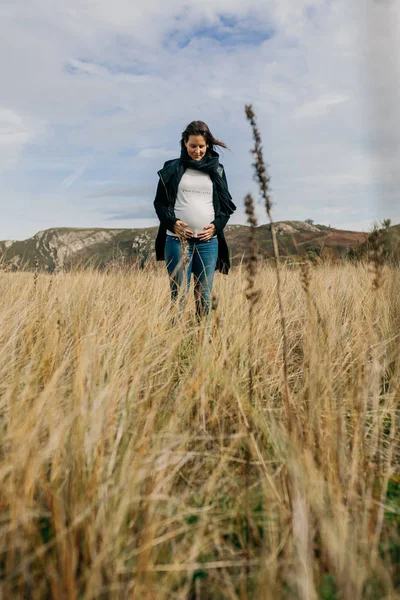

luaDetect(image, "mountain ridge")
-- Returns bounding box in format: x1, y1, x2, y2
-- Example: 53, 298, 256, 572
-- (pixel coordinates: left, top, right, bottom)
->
0, 220, 389, 271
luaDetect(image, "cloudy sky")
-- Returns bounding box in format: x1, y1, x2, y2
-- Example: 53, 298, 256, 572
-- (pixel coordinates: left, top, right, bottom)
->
1, 0, 399, 240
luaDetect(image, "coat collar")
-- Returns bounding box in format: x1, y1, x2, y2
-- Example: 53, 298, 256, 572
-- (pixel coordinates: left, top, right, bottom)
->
157, 158, 224, 183
157, 159, 180, 183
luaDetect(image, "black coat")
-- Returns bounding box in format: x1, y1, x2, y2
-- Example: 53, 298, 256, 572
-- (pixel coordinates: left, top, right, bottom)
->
153, 159, 233, 274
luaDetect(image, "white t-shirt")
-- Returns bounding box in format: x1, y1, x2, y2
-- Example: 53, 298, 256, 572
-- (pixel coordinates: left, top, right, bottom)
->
167, 168, 215, 237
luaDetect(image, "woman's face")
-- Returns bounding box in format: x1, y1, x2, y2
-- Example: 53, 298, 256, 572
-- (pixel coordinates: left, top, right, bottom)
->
184, 134, 207, 161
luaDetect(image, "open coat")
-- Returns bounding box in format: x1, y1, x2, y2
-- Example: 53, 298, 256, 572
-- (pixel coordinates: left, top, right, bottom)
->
153, 159, 233, 274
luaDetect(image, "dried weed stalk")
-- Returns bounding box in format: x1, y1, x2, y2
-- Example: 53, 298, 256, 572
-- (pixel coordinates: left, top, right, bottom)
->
244, 193, 260, 404
245, 104, 293, 432
242, 192, 260, 594
33, 257, 39, 288
368, 226, 386, 291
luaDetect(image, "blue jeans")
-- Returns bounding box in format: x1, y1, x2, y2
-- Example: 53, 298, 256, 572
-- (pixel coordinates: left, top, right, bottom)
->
165, 235, 218, 317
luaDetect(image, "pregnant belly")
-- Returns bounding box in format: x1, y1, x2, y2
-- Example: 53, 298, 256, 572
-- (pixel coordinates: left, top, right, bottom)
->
175, 205, 215, 237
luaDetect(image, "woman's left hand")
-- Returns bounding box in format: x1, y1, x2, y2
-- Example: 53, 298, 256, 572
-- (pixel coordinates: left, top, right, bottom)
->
197, 224, 216, 241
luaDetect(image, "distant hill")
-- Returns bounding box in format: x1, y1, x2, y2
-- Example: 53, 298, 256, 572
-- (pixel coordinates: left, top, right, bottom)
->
0, 222, 369, 271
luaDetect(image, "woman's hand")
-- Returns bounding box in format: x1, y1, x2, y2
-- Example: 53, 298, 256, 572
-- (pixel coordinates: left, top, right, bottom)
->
197, 224, 216, 241
174, 220, 194, 239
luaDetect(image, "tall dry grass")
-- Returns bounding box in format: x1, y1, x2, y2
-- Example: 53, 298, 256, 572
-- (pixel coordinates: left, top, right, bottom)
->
0, 261, 399, 599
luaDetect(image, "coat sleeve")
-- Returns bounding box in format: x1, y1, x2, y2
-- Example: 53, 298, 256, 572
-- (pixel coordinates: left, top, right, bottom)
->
212, 213, 230, 234
153, 177, 178, 232
212, 165, 232, 234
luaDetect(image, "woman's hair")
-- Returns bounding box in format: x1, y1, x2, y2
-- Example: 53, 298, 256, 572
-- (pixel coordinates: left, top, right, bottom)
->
180, 121, 229, 152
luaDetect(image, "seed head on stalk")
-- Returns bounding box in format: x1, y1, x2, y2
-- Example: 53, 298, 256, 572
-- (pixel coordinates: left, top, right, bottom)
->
245, 105, 273, 217
244, 194, 261, 305
244, 104, 293, 434
368, 225, 386, 291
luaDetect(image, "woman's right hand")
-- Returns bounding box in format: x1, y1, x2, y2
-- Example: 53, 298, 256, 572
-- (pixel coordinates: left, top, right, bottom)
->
174, 220, 194, 238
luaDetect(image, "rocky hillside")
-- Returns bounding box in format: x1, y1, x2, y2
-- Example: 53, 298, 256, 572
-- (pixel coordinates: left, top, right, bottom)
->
0, 227, 155, 271
0, 222, 369, 271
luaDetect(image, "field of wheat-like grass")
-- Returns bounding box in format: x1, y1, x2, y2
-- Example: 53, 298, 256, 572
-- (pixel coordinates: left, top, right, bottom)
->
0, 263, 399, 599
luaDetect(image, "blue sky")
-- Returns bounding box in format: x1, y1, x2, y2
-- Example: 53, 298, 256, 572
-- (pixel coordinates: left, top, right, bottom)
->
1, 0, 400, 240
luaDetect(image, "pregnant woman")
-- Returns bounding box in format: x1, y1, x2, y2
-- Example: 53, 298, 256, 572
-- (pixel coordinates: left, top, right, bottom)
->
154, 120, 236, 318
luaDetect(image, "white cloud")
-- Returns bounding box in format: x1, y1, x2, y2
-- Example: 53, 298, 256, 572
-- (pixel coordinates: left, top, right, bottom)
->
0, 108, 31, 147
321, 206, 359, 216
0, 108, 40, 172
138, 148, 176, 159
66, 59, 109, 78
294, 94, 349, 120
60, 157, 93, 189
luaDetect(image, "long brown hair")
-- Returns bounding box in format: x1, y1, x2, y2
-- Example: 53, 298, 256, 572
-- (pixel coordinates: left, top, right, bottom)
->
180, 121, 229, 153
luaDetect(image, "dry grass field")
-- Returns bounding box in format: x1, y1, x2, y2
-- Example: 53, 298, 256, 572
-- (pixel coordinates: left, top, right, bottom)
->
0, 262, 399, 599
